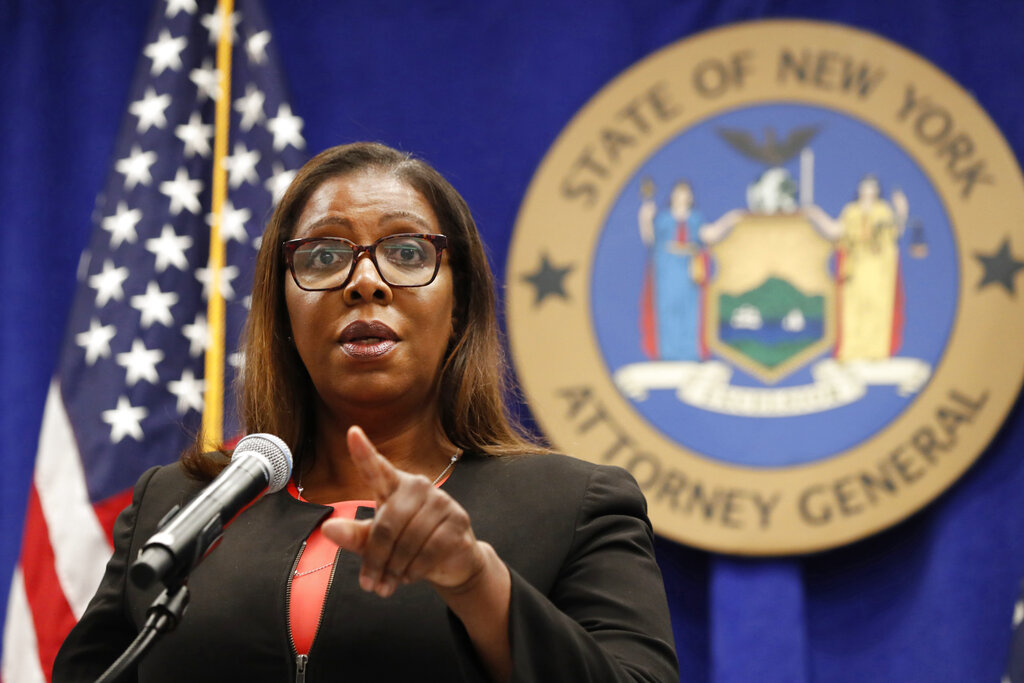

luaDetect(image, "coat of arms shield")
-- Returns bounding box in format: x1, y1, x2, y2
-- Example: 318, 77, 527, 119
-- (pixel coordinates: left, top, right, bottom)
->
708, 212, 835, 384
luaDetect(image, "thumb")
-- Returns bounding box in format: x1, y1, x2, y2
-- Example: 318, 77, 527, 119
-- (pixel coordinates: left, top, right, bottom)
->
321, 518, 371, 554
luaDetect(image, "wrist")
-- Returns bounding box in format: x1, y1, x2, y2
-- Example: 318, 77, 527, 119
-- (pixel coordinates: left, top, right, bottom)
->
435, 542, 508, 607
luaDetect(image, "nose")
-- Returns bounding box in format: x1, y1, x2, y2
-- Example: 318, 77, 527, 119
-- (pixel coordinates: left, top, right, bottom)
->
343, 254, 393, 305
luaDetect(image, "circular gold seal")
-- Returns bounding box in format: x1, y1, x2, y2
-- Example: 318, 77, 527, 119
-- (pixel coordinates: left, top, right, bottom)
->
507, 20, 1024, 555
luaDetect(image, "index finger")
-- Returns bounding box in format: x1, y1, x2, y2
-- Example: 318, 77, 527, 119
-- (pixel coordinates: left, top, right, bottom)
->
347, 425, 401, 502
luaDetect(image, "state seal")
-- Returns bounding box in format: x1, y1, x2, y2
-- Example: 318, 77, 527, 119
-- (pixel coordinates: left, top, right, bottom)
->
507, 20, 1024, 554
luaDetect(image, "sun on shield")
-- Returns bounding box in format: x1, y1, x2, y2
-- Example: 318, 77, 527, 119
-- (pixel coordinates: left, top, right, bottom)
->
707, 212, 835, 384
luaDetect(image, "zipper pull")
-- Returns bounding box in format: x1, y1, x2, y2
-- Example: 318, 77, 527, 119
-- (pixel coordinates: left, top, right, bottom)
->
295, 653, 308, 683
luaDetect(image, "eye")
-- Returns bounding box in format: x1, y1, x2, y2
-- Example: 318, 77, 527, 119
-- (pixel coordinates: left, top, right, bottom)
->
381, 237, 430, 269
298, 241, 352, 271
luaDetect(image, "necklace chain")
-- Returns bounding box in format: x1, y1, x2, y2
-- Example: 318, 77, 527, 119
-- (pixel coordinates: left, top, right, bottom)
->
293, 448, 462, 579
294, 561, 335, 578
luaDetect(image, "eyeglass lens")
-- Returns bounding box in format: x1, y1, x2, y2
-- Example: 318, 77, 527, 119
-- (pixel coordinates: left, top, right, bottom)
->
292, 235, 439, 289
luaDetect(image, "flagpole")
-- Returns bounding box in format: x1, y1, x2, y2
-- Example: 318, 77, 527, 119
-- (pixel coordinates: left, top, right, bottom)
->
202, 0, 235, 451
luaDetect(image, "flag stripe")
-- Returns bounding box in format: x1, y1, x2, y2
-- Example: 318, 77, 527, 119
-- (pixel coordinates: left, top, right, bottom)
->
34, 382, 111, 618
93, 489, 136, 545
1, 569, 47, 683
21, 489, 78, 682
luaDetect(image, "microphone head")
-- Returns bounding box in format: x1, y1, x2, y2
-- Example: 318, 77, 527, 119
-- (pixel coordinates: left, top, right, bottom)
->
232, 433, 293, 493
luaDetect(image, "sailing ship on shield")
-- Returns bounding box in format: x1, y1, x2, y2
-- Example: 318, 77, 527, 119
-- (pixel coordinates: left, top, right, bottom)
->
615, 126, 932, 417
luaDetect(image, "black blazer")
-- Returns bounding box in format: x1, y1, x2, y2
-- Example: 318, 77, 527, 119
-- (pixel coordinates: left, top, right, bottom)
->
54, 452, 679, 682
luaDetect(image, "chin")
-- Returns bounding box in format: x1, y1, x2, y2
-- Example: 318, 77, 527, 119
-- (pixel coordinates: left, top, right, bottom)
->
329, 378, 430, 411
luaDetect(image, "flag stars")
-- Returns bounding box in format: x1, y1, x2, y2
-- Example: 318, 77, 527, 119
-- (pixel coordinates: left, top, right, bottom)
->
145, 224, 193, 272
267, 103, 305, 151
57, 7, 307, 466
102, 396, 148, 444
196, 263, 239, 301
208, 199, 252, 244
222, 142, 261, 188
115, 145, 158, 190
159, 167, 204, 215
265, 163, 296, 204
164, 0, 197, 19
168, 368, 205, 414
234, 84, 266, 132
143, 29, 187, 76
246, 30, 270, 64
181, 313, 209, 357
129, 87, 171, 133
190, 59, 222, 102
175, 111, 214, 159
200, 8, 240, 45
75, 318, 117, 365
88, 259, 130, 307
101, 202, 143, 248
130, 281, 179, 328
116, 339, 165, 386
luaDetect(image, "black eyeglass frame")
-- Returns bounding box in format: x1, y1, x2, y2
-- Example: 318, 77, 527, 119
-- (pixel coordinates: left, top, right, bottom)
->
282, 233, 449, 292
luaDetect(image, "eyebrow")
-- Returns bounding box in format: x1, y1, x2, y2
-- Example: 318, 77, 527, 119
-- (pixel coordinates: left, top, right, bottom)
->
378, 210, 431, 230
299, 216, 352, 235
296, 211, 432, 237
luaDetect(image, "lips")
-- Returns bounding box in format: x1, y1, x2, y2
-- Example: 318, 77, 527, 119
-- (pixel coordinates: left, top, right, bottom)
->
338, 320, 399, 358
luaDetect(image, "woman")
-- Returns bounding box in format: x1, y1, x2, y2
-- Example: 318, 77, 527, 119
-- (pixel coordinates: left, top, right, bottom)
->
54, 143, 679, 682
638, 179, 707, 362
805, 174, 908, 361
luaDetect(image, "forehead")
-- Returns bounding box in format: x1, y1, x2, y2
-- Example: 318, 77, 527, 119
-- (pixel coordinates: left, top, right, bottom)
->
292, 169, 439, 239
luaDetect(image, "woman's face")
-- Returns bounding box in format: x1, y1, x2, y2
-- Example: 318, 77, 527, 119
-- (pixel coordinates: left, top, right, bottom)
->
670, 184, 693, 216
284, 169, 455, 414
858, 177, 880, 202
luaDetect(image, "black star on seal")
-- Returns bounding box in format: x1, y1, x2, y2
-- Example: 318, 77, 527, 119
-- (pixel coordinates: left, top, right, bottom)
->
975, 238, 1024, 295
521, 253, 574, 307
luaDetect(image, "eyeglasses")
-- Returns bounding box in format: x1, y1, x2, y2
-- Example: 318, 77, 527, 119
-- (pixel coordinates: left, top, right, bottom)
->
282, 233, 448, 291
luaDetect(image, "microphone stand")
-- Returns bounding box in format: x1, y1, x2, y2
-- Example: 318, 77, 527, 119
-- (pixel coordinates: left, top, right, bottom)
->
93, 582, 189, 683
90, 434, 292, 682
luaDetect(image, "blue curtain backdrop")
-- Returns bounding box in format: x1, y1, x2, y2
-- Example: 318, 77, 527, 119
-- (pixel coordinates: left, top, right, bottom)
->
2, 1, 1022, 680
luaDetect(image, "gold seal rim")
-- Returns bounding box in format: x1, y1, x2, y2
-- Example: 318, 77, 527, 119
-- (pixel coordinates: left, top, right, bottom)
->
507, 19, 1024, 554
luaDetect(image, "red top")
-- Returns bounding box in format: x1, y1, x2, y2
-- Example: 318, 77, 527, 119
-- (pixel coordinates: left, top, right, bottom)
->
286, 471, 453, 655
287, 482, 374, 655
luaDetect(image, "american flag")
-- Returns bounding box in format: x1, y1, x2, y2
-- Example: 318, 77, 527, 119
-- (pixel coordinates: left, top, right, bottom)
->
0, 0, 305, 679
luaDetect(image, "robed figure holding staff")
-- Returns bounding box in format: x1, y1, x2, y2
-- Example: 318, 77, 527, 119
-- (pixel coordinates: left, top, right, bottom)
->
638, 178, 709, 362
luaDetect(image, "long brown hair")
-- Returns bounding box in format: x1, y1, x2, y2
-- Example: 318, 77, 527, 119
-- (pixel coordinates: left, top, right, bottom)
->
182, 142, 546, 479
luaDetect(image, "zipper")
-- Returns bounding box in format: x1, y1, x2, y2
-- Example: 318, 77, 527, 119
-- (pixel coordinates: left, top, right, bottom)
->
287, 541, 305, 681
287, 540, 343, 683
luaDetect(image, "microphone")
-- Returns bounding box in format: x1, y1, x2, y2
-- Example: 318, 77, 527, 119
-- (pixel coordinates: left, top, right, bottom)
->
129, 433, 293, 589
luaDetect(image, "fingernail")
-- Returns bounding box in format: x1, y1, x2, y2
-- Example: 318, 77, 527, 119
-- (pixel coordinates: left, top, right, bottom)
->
359, 574, 374, 592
